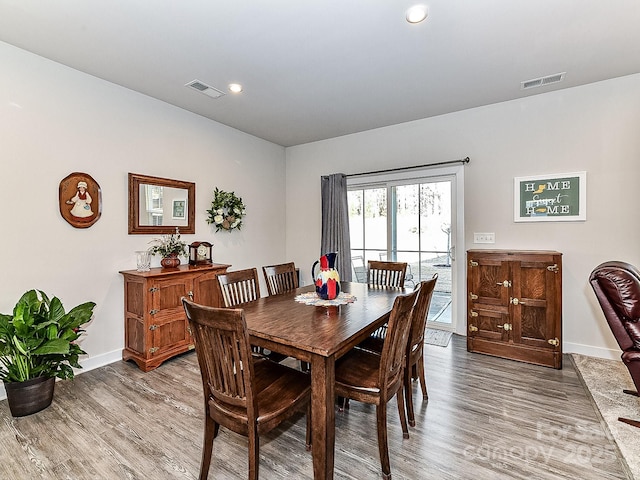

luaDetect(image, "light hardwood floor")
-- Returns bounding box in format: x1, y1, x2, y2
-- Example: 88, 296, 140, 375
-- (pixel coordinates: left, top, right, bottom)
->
0, 335, 630, 479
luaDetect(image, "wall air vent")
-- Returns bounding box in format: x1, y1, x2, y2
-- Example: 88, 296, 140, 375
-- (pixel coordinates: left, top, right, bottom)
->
521, 72, 566, 90
185, 79, 225, 99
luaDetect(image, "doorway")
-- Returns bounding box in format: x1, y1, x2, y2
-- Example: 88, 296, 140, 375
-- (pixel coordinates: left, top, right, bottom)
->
348, 170, 459, 330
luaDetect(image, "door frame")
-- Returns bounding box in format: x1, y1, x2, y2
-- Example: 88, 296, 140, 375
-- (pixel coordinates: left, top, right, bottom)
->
347, 164, 465, 334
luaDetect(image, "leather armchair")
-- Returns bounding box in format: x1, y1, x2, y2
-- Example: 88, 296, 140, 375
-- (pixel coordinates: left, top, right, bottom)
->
589, 261, 640, 428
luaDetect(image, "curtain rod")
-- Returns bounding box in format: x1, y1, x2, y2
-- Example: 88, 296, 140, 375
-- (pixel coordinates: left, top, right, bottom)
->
344, 156, 470, 178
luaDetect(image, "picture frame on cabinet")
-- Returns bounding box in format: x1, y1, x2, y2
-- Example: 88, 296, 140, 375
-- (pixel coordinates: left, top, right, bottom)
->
514, 171, 586, 222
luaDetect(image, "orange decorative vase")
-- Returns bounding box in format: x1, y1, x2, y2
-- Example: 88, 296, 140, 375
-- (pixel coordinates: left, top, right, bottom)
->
161, 254, 181, 268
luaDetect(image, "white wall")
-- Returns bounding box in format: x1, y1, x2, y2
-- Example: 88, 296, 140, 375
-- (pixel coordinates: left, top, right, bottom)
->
0, 42, 287, 396
286, 73, 640, 360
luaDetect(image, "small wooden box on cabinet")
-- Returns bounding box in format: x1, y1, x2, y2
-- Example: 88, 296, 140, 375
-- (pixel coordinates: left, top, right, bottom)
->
120, 263, 230, 372
466, 250, 562, 369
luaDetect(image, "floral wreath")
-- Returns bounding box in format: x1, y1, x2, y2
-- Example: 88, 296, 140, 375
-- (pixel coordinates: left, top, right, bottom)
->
206, 187, 246, 232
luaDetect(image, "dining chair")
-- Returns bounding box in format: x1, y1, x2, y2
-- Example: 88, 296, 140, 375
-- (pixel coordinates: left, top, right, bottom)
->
403, 275, 437, 426
356, 275, 438, 427
262, 262, 300, 365
334, 287, 419, 480
217, 268, 278, 360
367, 260, 408, 288
217, 268, 261, 307
364, 260, 409, 347
182, 298, 311, 480
262, 262, 299, 295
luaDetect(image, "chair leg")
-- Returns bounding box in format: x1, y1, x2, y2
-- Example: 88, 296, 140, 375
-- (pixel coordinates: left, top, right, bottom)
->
618, 417, 640, 428
306, 403, 312, 451
404, 363, 416, 428
416, 356, 428, 398
376, 403, 392, 480
199, 415, 217, 480
396, 388, 409, 439
248, 428, 259, 480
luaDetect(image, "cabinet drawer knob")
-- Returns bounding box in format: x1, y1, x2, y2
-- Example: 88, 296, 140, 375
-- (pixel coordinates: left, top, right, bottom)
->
548, 338, 560, 347
496, 280, 512, 288
496, 323, 512, 331
188, 290, 194, 300
469, 293, 478, 300
469, 325, 478, 332
149, 309, 159, 315
470, 310, 478, 317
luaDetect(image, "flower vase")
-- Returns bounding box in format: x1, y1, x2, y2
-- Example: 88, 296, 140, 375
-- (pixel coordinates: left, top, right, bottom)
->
161, 254, 181, 268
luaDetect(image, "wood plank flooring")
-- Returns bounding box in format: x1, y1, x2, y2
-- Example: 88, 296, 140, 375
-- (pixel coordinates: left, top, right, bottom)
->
0, 335, 629, 479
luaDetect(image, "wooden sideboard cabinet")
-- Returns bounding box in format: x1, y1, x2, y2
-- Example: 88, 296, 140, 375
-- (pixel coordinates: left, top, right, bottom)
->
120, 263, 230, 372
466, 250, 562, 369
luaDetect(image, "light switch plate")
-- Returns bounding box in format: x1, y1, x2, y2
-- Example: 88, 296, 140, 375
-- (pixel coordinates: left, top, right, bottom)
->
474, 232, 495, 243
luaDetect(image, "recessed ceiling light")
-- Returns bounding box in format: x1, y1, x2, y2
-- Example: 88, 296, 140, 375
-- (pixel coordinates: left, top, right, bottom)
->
406, 5, 428, 24
228, 83, 243, 93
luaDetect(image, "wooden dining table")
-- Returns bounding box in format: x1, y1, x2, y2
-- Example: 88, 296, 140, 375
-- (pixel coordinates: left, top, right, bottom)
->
241, 281, 406, 480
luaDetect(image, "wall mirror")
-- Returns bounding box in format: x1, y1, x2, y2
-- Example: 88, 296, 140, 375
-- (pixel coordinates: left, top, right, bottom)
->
128, 173, 195, 234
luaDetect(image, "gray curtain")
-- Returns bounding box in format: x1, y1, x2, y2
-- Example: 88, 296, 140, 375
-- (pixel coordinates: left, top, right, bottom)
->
320, 173, 352, 282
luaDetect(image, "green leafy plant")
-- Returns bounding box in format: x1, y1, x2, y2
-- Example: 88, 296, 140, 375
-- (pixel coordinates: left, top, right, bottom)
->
206, 188, 246, 232
0, 290, 96, 383
148, 227, 188, 257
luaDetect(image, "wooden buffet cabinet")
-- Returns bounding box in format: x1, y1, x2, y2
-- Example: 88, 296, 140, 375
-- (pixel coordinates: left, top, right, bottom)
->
466, 250, 562, 369
120, 263, 230, 372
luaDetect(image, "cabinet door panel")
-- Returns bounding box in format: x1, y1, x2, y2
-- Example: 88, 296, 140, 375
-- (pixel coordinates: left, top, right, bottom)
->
152, 316, 189, 355
157, 281, 189, 312
513, 260, 557, 349
192, 271, 220, 307
477, 307, 510, 341
468, 258, 510, 306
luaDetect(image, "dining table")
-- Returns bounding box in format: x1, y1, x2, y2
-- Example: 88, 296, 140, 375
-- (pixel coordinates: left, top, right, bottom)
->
241, 281, 407, 480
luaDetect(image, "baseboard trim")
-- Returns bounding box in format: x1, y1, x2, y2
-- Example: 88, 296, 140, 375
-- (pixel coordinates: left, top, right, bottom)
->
563, 341, 621, 361
0, 349, 122, 401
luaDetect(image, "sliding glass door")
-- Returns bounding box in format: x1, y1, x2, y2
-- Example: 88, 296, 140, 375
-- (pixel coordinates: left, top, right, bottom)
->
348, 175, 454, 327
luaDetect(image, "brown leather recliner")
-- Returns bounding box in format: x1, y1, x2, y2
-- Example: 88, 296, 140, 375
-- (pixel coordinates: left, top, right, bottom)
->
589, 261, 640, 428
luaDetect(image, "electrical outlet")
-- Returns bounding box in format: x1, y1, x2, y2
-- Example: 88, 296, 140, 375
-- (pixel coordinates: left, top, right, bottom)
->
474, 232, 495, 244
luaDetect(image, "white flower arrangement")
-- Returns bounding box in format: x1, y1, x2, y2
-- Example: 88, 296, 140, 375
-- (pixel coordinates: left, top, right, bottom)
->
206, 188, 246, 232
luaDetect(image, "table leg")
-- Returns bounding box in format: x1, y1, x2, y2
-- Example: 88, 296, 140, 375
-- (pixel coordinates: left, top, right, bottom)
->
310, 354, 335, 480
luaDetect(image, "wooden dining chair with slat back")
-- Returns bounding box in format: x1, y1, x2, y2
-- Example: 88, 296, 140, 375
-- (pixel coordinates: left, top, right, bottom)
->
182, 299, 311, 480
261, 262, 300, 365
262, 262, 299, 296
367, 260, 408, 288
334, 287, 419, 480
403, 274, 437, 426
364, 260, 408, 346
217, 268, 261, 307
356, 275, 438, 427
217, 268, 271, 358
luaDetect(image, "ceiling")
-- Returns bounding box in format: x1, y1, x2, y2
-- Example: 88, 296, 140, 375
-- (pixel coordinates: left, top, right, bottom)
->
2, 1, 640, 147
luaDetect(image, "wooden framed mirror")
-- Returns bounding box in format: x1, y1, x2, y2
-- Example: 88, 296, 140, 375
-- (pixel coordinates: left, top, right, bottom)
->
128, 173, 195, 234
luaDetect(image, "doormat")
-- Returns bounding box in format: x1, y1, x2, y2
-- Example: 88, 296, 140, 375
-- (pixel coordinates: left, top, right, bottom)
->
424, 329, 452, 347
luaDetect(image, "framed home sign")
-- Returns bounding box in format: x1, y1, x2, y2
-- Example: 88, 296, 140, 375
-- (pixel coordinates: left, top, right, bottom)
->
514, 171, 586, 222
172, 199, 186, 220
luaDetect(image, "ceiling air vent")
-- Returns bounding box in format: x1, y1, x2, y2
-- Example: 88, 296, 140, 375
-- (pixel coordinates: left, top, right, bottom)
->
185, 79, 225, 99
521, 72, 566, 90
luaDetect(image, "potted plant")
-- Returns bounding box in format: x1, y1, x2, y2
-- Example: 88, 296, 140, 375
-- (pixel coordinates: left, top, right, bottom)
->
148, 227, 188, 268
0, 289, 95, 417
